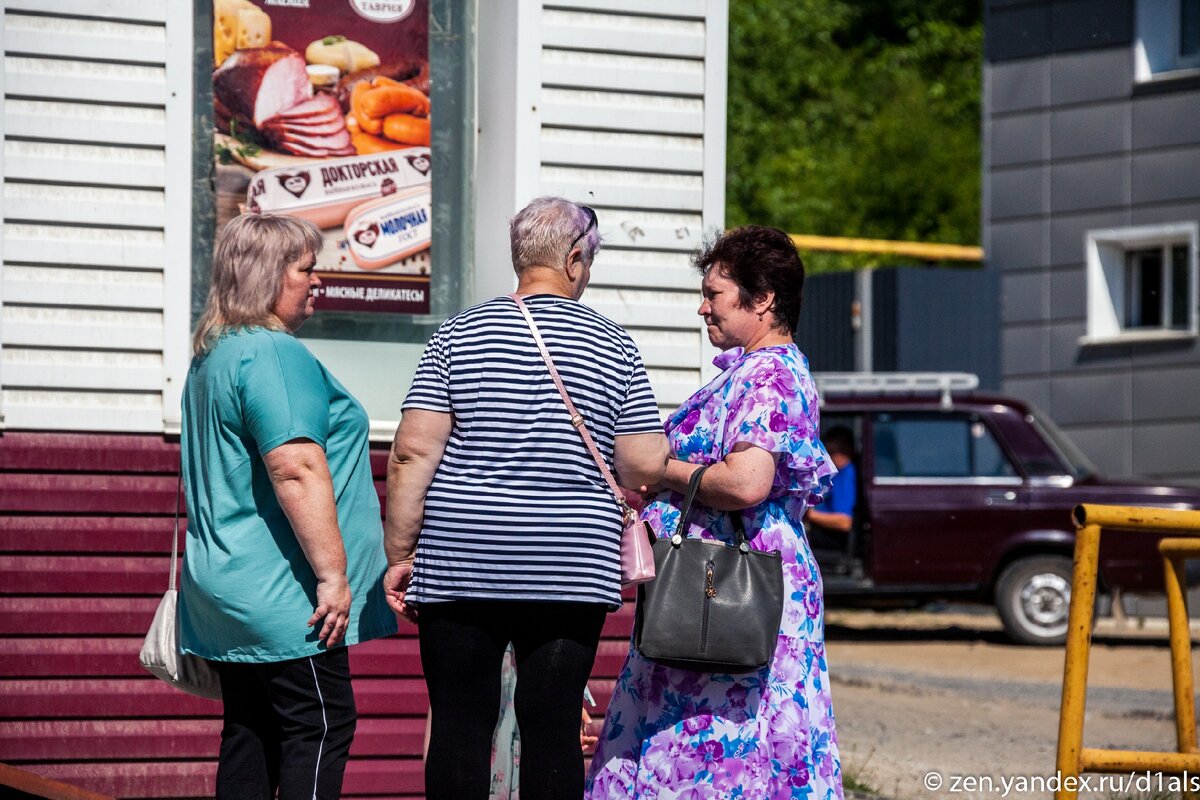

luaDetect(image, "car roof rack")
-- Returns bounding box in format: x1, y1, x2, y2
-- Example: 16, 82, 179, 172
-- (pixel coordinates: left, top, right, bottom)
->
814, 372, 980, 410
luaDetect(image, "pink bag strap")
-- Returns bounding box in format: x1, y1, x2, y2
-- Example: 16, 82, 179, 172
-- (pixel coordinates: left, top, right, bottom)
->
508, 293, 633, 522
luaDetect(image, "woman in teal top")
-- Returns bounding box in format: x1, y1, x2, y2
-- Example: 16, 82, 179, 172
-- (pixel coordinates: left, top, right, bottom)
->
180, 212, 396, 800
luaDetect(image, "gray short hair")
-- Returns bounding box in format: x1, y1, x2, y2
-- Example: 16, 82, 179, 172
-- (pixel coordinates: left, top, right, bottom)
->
509, 196, 601, 274
192, 213, 323, 354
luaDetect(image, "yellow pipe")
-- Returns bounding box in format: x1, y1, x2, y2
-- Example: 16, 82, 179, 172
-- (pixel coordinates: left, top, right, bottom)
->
1081, 748, 1200, 772
1056, 522, 1101, 800
788, 234, 983, 262
1162, 551, 1198, 754
1074, 504, 1200, 533
1160, 538, 1200, 557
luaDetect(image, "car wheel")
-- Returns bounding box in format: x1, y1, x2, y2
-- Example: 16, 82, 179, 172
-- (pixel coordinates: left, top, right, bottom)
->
995, 555, 1075, 646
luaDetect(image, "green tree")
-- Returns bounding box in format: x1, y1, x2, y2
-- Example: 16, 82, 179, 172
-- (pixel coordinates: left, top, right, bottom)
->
727, 1, 982, 272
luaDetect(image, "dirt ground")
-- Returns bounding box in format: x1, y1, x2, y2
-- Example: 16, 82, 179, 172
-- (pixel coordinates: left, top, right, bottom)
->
825, 608, 1198, 799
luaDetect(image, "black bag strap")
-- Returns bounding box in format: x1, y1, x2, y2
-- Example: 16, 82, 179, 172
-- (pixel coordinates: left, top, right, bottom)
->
671, 464, 748, 549
729, 506, 749, 547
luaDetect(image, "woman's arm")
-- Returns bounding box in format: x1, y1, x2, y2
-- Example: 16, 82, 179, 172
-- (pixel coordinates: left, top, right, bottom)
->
656, 443, 779, 511
612, 431, 669, 491
263, 440, 351, 647
383, 409, 452, 618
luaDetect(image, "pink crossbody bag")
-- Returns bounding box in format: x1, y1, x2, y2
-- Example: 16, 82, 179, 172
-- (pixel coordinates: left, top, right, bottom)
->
509, 293, 656, 586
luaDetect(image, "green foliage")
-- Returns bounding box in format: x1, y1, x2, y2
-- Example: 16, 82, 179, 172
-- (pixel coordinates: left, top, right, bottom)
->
727, 0, 983, 272
215, 119, 262, 165
840, 747, 881, 797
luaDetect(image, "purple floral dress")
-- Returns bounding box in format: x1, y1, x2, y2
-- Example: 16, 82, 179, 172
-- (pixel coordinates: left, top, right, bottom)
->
586, 344, 842, 800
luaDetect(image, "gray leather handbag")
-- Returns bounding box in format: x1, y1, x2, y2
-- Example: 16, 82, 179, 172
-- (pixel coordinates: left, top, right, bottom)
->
634, 465, 784, 673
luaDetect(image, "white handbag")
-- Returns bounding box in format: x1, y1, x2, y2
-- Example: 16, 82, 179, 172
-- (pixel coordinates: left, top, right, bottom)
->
138, 475, 222, 700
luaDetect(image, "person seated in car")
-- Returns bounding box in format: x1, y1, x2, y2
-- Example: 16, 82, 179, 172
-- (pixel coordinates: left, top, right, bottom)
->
804, 425, 857, 550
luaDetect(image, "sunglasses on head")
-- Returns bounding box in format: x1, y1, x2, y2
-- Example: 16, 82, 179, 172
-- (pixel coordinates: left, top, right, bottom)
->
566, 205, 597, 259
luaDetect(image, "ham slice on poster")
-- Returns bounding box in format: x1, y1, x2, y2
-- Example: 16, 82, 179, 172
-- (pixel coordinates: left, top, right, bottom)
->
214, 43, 311, 128
214, 42, 354, 158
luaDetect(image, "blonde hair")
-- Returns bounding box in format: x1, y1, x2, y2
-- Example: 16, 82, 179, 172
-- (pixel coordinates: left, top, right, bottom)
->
192, 213, 323, 354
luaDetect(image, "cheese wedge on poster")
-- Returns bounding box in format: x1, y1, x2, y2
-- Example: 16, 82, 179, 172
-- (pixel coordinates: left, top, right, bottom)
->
344, 185, 432, 270
214, 0, 270, 66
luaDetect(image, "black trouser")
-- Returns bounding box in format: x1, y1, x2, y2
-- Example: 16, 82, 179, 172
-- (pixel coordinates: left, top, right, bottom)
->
213, 647, 357, 800
418, 600, 608, 800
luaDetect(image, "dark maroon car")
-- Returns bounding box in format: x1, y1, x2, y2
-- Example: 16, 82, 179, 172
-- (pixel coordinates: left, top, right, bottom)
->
809, 375, 1200, 645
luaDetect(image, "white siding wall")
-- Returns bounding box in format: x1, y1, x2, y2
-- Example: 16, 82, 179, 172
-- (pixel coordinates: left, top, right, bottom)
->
538, 0, 727, 408
475, 0, 727, 410
1, 1, 726, 431
0, 1, 190, 432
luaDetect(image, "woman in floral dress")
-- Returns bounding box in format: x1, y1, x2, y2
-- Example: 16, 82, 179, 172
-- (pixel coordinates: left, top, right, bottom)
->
586, 226, 842, 800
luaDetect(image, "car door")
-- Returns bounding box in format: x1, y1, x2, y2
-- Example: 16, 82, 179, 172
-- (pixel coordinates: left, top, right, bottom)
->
810, 411, 866, 575
866, 411, 1023, 586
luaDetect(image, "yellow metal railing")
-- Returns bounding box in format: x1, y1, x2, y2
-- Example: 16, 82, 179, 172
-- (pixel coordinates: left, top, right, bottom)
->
1056, 504, 1200, 800
788, 233, 983, 262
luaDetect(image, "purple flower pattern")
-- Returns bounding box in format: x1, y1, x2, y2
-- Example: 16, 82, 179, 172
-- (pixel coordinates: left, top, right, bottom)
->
586, 345, 842, 800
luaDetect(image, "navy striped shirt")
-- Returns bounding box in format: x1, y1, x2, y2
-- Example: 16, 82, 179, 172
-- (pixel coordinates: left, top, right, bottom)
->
402, 294, 663, 607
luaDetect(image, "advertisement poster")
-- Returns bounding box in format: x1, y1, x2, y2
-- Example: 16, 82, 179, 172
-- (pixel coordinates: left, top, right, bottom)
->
212, 0, 431, 314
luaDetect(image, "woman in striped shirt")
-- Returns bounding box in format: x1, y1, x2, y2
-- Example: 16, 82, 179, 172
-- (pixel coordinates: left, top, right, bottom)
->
383, 196, 669, 800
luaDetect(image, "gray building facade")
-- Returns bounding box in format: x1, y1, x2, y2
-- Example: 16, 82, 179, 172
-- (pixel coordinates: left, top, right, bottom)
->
797, 266, 1000, 389
986, 0, 1200, 483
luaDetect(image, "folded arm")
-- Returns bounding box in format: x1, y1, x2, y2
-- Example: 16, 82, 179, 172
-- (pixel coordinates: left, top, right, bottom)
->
655, 443, 779, 511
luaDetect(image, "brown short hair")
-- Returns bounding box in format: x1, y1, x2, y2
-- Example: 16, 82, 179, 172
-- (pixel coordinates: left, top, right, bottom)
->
693, 226, 805, 332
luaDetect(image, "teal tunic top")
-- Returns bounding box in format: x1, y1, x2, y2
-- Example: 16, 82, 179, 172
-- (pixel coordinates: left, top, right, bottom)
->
179, 328, 396, 662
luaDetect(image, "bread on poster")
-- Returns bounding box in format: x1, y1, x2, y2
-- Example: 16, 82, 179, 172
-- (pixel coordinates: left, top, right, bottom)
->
305, 36, 380, 74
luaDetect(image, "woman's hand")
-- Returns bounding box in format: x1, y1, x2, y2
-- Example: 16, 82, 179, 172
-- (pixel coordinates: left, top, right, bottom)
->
309, 574, 352, 646
580, 707, 598, 754
383, 559, 417, 621
613, 431, 669, 492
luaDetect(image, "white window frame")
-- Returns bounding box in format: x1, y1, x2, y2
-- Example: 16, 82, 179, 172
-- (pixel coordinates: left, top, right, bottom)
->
1083, 222, 1200, 344
1135, 0, 1200, 83
163, 2, 194, 433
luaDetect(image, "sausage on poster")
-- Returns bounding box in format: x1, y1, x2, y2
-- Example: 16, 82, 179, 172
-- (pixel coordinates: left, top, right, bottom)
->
344, 185, 432, 270
247, 148, 431, 229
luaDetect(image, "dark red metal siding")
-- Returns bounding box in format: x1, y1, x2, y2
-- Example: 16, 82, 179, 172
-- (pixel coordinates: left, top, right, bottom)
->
0, 432, 636, 799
